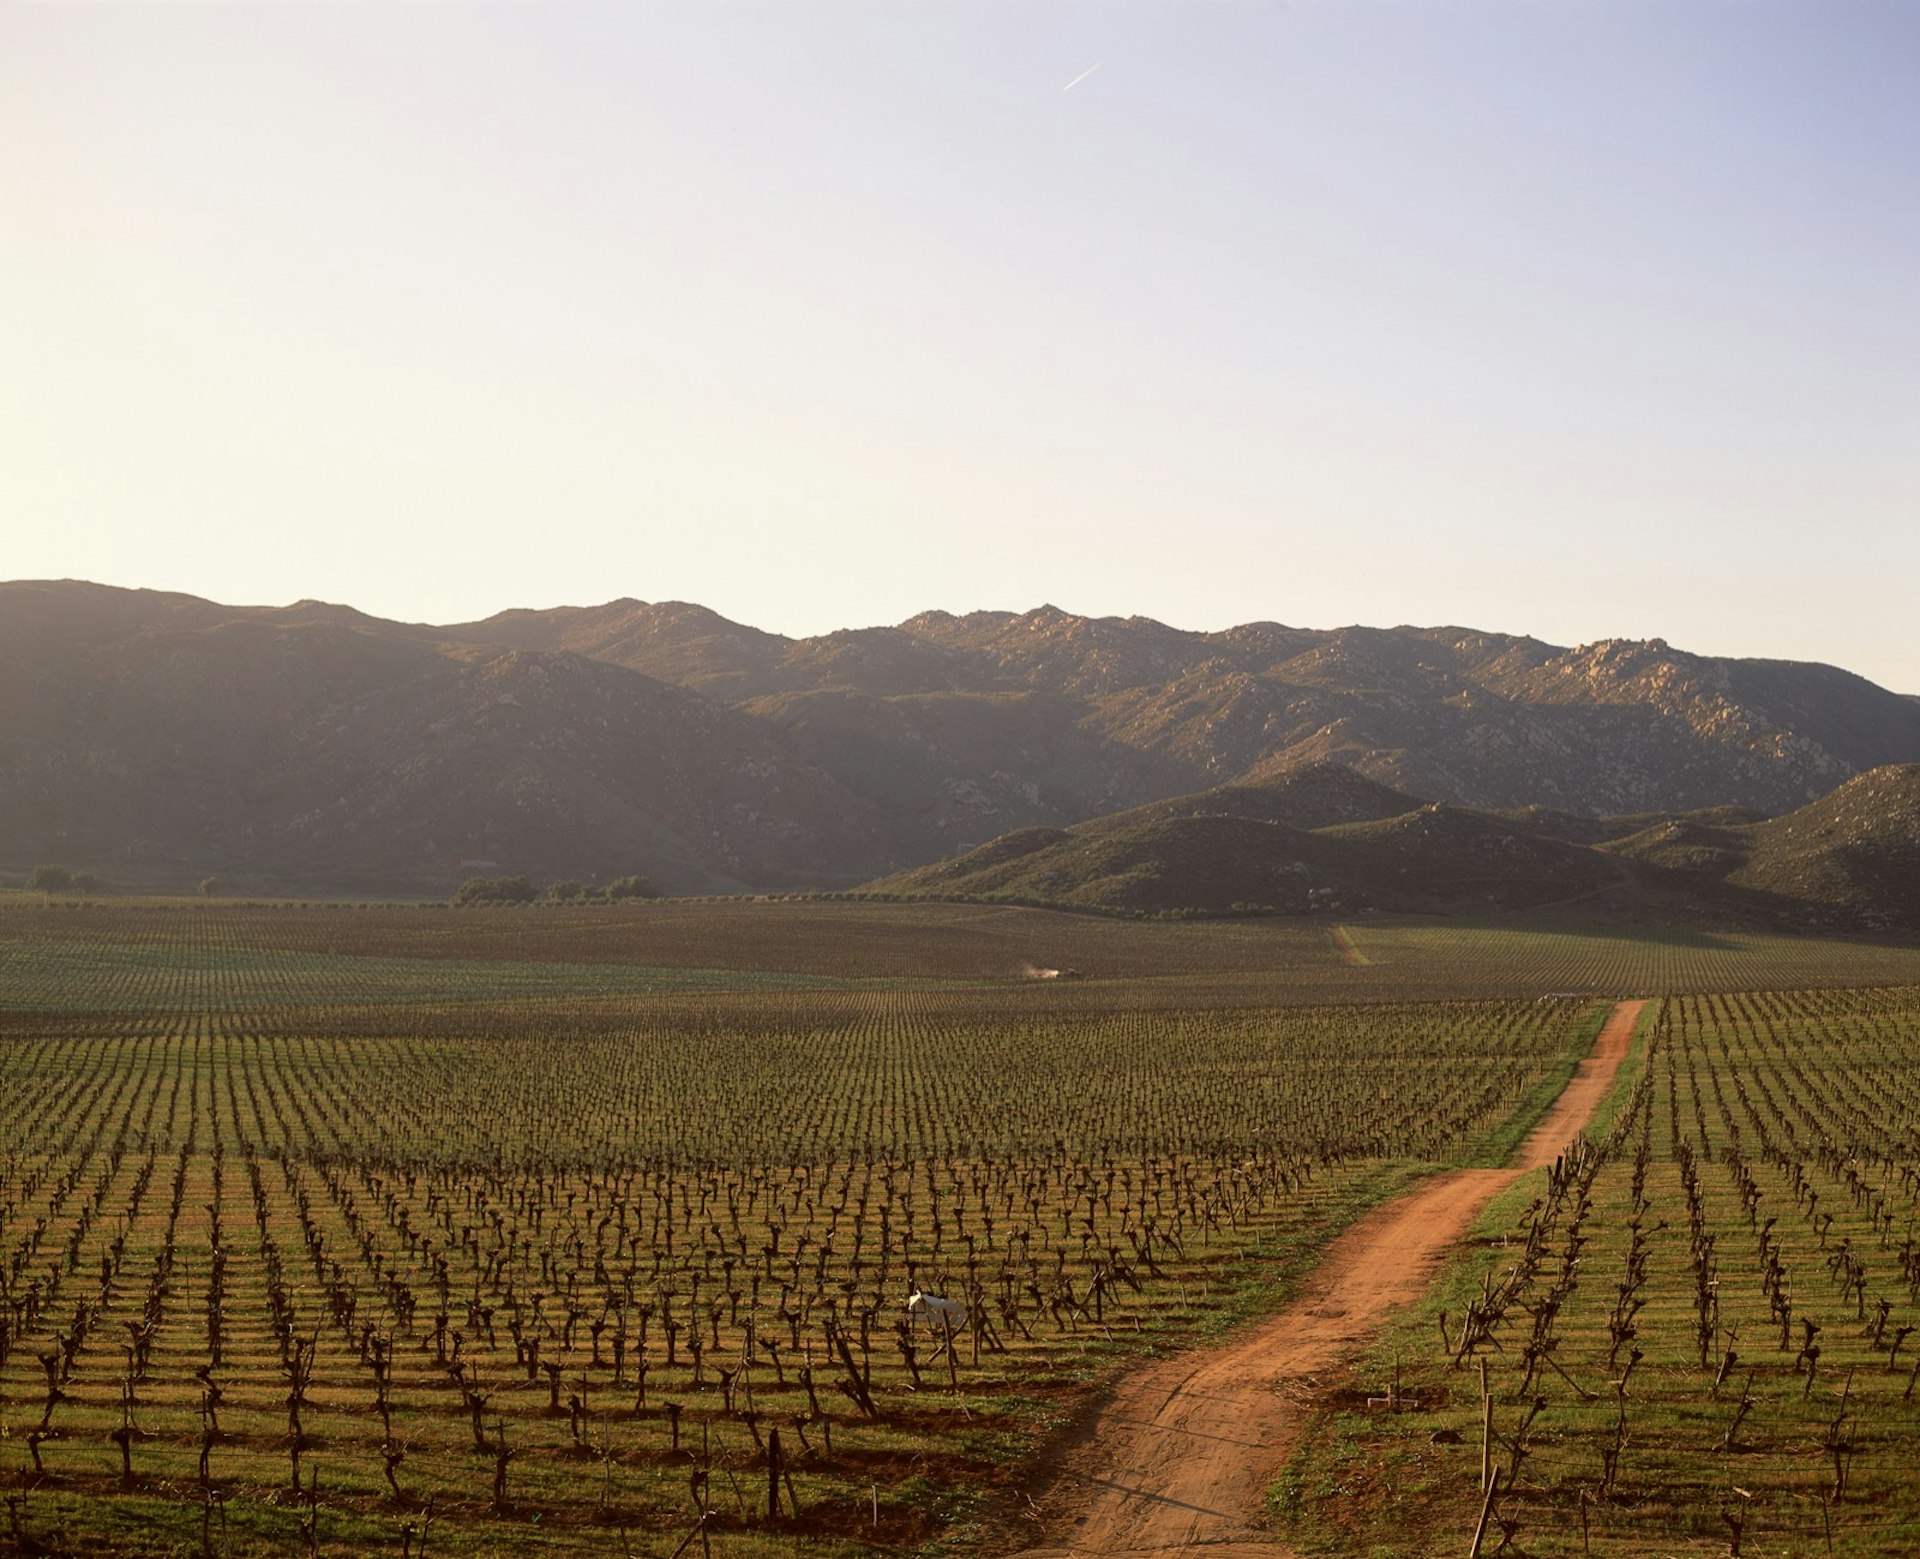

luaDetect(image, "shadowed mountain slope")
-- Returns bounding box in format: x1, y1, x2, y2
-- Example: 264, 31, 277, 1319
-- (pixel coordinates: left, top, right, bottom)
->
0, 585, 908, 893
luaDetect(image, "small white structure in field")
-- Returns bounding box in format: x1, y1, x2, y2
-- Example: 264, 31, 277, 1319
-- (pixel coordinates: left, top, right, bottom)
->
906, 1290, 968, 1332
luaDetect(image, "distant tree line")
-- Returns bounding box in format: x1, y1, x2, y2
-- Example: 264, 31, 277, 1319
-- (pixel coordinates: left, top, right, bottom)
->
20, 866, 232, 897
452, 874, 663, 906
24, 866, 105, 894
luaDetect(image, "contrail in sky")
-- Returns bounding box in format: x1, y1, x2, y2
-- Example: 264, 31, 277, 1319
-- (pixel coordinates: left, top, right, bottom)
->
1061, 62, 1102, 93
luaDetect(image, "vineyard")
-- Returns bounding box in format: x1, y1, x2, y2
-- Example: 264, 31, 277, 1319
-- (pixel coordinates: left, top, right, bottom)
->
0, 900, 1599, 1557
1284, 984, 1920, 1557
3, 900, 1919, 1556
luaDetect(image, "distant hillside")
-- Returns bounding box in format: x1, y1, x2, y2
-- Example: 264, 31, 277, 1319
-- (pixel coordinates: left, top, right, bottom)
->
1607, 765, 1920, 929
866, 766, 1623, 916
5, 580, 1920, 896
868, 764, 1920, 929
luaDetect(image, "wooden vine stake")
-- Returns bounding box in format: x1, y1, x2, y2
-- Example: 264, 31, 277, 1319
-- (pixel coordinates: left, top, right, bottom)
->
1478, 1358, 1492, 1493
1468, 1466, 1503, 1559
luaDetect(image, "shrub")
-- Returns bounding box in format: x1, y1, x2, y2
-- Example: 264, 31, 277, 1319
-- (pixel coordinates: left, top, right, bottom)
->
600, 874, 663, 902
452, 875, 538, 906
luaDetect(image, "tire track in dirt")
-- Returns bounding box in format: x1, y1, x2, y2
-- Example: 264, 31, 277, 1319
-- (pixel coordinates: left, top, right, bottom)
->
1007, 999, 1646, 1559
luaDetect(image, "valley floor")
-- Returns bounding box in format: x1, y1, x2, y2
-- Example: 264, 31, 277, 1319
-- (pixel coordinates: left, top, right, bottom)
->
1, 900, 1917, 1556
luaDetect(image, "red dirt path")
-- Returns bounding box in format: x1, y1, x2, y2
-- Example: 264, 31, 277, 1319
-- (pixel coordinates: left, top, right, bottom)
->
1008, 999, 1646, 1559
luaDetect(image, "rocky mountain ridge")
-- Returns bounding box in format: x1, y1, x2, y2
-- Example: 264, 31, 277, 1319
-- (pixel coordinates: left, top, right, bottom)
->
3, 580, 1916, 895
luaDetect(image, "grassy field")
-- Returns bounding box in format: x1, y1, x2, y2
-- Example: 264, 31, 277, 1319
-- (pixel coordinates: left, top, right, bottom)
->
3, 900, 1920, 1556
10, 896, 1920, 994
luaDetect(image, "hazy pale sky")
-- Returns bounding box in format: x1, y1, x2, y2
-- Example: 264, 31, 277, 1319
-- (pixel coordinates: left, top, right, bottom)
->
4, 3, 1917, 688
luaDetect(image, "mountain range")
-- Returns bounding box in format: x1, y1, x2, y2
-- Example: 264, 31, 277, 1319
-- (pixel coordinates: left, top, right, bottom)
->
4, 579, 1918, 910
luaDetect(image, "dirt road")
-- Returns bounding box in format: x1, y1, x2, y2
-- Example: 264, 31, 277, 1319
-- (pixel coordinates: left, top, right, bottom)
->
1010, 999, 1646, 1559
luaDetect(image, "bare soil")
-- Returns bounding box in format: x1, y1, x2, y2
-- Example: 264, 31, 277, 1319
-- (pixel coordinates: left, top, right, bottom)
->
1005, 999, 1646, 1558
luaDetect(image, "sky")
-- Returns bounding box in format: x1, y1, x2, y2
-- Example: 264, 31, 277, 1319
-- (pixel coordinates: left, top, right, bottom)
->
4, 3, 1917, 689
